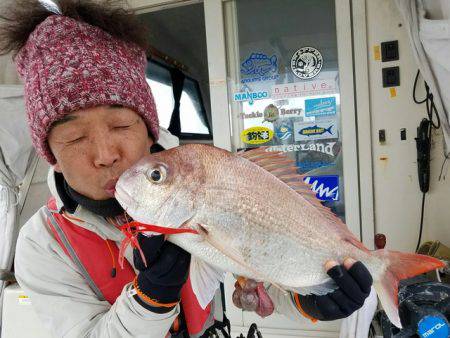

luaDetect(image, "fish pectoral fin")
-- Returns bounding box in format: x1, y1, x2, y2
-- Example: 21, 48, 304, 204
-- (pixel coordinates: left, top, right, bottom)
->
190, 256, 226, 309
289, 278, 338, 296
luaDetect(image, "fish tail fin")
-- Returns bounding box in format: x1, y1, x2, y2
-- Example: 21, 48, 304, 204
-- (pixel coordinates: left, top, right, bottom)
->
326, 126, 333, 134
372, 250, 445, 328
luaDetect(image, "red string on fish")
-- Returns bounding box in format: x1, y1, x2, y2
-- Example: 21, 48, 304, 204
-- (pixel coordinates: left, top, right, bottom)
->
117, 220, 199, 269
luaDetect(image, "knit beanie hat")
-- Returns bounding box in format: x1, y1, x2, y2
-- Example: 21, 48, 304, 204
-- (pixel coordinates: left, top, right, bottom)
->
14, 14, 159, 164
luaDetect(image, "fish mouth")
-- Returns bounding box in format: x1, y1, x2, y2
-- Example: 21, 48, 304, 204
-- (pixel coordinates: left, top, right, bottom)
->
115, 185, 154, 224
114, 185, 135, 212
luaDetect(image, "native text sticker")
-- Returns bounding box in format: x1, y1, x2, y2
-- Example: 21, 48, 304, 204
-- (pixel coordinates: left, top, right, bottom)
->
272, 79, 336, 100
291, 47, 323, 79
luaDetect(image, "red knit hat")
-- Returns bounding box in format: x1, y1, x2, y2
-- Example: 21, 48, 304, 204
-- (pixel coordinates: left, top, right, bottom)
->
14, 15, 159, 164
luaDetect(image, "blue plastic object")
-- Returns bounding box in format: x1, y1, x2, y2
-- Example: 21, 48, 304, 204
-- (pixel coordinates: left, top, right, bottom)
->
417, 315, 449, 338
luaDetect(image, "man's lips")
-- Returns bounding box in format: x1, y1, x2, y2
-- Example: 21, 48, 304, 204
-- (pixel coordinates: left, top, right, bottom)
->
104, 178, 119, 197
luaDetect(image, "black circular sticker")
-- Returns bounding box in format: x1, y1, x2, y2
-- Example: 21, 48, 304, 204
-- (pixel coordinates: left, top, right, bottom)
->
291, 47, 323, 79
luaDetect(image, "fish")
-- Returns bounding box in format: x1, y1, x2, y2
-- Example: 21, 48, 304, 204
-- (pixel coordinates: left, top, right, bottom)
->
299, 125, 333, 137
241, 53, 278, 77
115, 144, 445, 328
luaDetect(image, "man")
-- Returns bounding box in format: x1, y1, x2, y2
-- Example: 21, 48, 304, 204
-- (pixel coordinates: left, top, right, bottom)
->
0, 0, 373, 337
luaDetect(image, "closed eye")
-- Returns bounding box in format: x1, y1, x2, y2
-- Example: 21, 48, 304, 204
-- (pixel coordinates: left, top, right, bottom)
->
67, 136, 85, 144
114, 125, 132, 130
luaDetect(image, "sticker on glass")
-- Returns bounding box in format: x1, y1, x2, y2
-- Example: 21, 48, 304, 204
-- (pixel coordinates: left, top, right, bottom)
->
274, 119, 294, 144
291, 47, 323, 79
272, 79, 336, 100
233, 84, 269, 105
294, 120, 338, 141
240, 126, 274, 145
295, 140, 340, 174
279, 107, 303, 117
297, 160, 334, 173
267, 140, 340, 156
237, 111, 263, 120
263, 104, 279, 123
303, 175, 339, 201
240, 52, 279, 83
305, 97, 336, 117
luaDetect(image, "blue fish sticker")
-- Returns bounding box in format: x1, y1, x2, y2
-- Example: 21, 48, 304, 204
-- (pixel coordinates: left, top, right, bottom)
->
241, 53, 278, 77
298, 125, 333, 137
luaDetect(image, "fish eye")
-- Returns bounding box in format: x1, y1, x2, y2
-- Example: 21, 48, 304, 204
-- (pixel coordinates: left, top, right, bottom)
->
145, 165, 167, 184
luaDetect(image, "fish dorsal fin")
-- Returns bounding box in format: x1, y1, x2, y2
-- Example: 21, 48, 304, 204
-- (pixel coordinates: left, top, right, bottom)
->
237, 147, 365, 248
237, 147, 333, 210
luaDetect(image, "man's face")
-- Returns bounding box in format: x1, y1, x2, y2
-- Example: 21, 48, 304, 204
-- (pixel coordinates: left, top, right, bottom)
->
48, 105, 153, 200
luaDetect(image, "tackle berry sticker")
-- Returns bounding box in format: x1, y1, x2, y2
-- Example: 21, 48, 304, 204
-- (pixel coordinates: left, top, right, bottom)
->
291, 47, 323, 80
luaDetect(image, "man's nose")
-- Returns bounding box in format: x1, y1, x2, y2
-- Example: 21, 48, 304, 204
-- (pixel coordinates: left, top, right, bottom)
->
92, 136, 120, 168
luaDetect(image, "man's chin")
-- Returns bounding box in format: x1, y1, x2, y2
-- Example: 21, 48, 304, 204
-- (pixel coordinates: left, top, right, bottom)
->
86, 191, 115, 201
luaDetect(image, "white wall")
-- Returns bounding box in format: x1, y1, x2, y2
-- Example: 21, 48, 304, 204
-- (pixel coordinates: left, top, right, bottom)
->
366, 0, 450, 252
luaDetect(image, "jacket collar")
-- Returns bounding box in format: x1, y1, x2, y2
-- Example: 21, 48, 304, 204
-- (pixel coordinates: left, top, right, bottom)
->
47, 167, 125, 242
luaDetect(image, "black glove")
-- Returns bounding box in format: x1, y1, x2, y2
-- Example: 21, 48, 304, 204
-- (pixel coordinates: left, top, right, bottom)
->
133, 233, 191, 313
296, 261, 373, 321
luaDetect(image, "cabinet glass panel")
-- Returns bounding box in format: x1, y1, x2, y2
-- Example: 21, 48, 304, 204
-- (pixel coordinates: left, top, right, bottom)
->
225, 0, 345, 221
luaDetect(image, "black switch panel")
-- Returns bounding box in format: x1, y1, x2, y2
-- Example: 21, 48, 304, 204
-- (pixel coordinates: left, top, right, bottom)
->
382, 66, 400, 87
381, 40, 399, 62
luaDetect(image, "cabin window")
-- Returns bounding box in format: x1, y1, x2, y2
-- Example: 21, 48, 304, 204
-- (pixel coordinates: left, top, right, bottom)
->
146, 60, 212, 140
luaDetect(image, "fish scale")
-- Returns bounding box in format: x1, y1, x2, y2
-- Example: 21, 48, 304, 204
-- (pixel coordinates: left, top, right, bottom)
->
115, 143, 445, 328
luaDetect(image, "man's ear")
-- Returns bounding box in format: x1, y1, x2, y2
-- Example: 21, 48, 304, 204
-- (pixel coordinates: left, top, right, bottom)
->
54, 162, 62, 173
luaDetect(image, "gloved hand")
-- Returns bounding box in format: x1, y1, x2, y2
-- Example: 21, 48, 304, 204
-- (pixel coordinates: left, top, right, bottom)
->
296, 258, 373, 321
232, 259, 373, 321
133, 233, 191, 313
